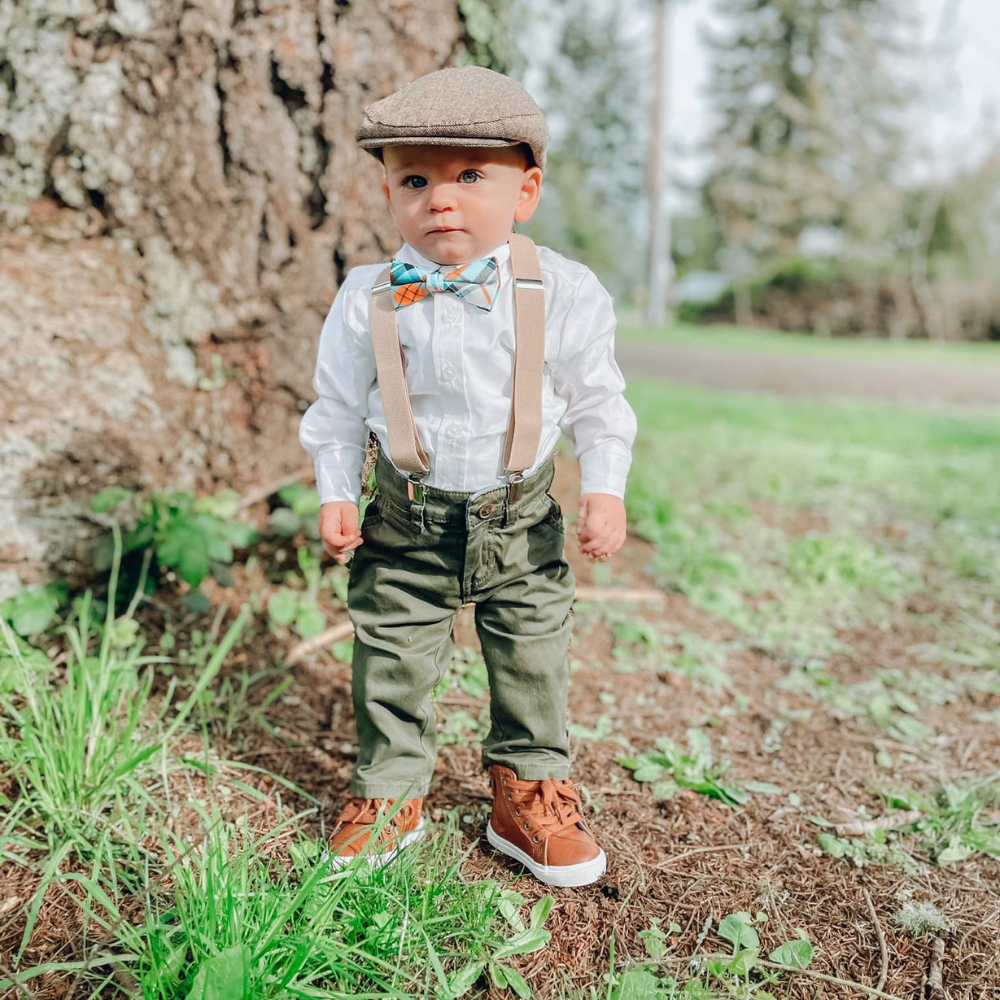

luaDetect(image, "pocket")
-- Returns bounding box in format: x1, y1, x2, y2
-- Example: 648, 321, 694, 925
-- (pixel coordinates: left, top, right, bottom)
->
543, 491, 565, 529
360, 496, 384, 531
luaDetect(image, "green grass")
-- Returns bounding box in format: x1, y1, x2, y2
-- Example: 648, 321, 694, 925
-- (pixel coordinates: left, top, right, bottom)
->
615, 321, 1000, 366
108, 810, 552, 1000
623, 382, 1000, 659
0, 533, 555, 1000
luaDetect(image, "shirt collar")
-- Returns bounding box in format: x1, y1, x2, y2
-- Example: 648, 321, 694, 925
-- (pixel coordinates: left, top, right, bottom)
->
395, 239, 512, 272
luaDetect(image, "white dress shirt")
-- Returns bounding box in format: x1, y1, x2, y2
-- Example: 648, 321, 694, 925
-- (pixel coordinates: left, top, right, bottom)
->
299, 239, 637, 505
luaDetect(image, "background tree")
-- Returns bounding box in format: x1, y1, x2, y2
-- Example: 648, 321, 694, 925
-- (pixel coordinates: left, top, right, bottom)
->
514, 0, 649, 302
0, 0, 496, 596
702, 0, 915, 316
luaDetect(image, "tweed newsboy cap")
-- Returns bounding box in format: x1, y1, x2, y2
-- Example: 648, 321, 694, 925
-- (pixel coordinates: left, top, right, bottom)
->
356, 66, 549, 172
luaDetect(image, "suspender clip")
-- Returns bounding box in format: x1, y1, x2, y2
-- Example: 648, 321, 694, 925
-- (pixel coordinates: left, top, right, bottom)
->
407, 475, 425, 505
506, 471, 524, 505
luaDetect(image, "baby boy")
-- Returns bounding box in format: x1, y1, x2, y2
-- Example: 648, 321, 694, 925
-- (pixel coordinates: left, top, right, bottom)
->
299, 65, 636, 887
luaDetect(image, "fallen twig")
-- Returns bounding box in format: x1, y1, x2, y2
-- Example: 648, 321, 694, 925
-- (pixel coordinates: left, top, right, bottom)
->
574, 586, 664, 603
237, 467, 313, 509
834, 809, 922, 837
863, 887, 889, 992
926, 937, 945, 995
756, 960, 906, 1000
285, 621, 355, 665
655, 844, 748, 870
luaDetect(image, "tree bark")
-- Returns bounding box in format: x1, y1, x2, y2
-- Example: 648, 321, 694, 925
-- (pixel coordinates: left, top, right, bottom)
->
0, 0, 464, 598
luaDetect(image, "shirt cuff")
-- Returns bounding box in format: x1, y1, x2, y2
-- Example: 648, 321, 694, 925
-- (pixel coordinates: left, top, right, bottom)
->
314, 444, 367, 506
578, 441, 632, 500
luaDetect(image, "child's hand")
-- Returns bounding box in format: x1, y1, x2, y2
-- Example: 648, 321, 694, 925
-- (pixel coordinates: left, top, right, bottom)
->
575, 493, 626, 562
320, 501, 363, 564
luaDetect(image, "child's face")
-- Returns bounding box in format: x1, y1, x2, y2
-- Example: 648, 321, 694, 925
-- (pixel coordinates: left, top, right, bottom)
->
381, 144, 542, 264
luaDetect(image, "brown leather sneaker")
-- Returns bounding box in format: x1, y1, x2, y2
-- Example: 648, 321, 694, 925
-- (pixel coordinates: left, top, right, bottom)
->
486, 766, 606, 887
328, 796, 425, 867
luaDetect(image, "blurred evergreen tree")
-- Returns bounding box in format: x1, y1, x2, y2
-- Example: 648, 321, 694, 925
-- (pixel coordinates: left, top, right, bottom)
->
703, 0, 916, 286
511, 0, 649, 304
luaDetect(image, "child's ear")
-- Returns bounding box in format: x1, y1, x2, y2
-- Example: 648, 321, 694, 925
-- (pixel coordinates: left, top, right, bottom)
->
382, 179, 396, 224
513, 166, 543, 224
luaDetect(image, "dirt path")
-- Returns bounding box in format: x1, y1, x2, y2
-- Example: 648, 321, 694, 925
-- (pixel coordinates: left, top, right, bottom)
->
617, 341, 1000, 405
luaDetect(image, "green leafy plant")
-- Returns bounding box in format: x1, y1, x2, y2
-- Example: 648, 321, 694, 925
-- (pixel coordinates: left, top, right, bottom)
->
91, 485, 257, 592
0, 628, 52, 694
0, 581, 68, 636
434, 647, 490, 700
267, 547, 332, 638
618, 729, 748, 807
705, 912, 813, 992
270, 482, 321, 538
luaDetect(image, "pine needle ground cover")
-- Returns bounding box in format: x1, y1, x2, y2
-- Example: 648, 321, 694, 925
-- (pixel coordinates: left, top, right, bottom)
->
2, 382, 1000, 998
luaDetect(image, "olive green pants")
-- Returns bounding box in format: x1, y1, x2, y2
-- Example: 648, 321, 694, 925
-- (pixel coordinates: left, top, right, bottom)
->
345, 449, 575, 798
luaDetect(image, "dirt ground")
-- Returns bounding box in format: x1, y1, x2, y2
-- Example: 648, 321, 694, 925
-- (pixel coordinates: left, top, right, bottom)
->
616, 341, 1000, 407
4, 452, 1000, 1000
208, 456, 1000, 996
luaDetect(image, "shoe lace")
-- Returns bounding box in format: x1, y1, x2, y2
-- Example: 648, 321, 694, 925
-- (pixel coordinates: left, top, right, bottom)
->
506, 777, 583, 839
335, 796, 412, 829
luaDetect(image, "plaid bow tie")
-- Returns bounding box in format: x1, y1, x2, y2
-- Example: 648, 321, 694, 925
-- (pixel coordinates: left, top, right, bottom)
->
389, 256, 501, 312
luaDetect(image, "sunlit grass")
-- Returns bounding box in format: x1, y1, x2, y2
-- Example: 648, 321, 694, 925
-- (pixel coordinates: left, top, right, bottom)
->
623, 382, 1000, 657
616, 320, 1000, 366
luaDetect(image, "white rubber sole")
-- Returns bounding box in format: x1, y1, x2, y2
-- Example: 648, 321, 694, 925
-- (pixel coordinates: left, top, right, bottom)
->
486, 823, 607, 888
328, 817, 426, 869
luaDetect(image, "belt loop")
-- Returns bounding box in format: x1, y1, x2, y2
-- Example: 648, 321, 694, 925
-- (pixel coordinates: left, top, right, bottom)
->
407, 474, 426, 531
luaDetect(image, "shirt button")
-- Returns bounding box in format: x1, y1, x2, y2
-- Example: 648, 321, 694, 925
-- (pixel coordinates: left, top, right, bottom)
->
441, 365, 456, 381
447, 425, 461, 439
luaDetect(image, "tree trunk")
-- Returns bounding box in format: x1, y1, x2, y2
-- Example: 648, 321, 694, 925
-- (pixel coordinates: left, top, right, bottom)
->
0, 0, 465, 598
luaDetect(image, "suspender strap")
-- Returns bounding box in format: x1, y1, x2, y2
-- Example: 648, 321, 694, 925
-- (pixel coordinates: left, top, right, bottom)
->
503, 233, 546, 480
370, 266, 430, 479
368, 235, 547, 497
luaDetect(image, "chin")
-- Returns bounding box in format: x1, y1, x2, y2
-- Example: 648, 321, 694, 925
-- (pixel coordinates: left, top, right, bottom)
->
420, 234, 501, 265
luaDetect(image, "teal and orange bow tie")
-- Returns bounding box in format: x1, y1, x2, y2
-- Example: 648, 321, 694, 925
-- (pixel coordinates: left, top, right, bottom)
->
389, 256, 501, 312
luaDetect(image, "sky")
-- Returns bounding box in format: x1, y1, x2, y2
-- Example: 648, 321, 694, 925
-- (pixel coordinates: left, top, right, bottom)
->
666, 0, 1000, 195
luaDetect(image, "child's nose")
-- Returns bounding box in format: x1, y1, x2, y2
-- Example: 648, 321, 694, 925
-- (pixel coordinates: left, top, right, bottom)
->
426, 183, 458, 210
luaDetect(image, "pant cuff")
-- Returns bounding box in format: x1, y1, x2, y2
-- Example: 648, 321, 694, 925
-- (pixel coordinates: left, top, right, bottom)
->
481, 756, 571, 781
349, 778, 431, 799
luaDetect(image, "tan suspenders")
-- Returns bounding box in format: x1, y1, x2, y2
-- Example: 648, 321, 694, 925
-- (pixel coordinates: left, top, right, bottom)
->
369, 233, 545, 506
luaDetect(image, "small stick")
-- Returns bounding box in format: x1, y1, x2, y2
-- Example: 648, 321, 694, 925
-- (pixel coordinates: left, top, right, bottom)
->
286, 620, 355, 665
574, 586, 664, 603
437, 695, 488, 707
926, 937, 945, 995
237, 467, 313, 509
835, 809, 922, 837
756, 960, 906, 1000
863, 887, 889, 992
206, 602, 228, 649
124, 546, 153, 618
655, 844, 747, 870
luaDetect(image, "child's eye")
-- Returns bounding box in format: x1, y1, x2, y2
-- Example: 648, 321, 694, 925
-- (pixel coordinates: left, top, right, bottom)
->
459, 169, 481, 183
402, 175, 427, 189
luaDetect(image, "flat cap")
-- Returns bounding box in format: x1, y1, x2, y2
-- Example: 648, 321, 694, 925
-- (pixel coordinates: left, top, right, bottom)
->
356, 66, 549, 172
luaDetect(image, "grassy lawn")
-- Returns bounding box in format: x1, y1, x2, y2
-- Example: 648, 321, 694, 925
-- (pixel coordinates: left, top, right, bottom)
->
624, 380, 1000, 654
615, 320, 1000, 366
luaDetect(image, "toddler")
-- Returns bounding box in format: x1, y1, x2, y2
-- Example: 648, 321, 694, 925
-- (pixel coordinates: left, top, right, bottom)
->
299, 65, 636, 887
